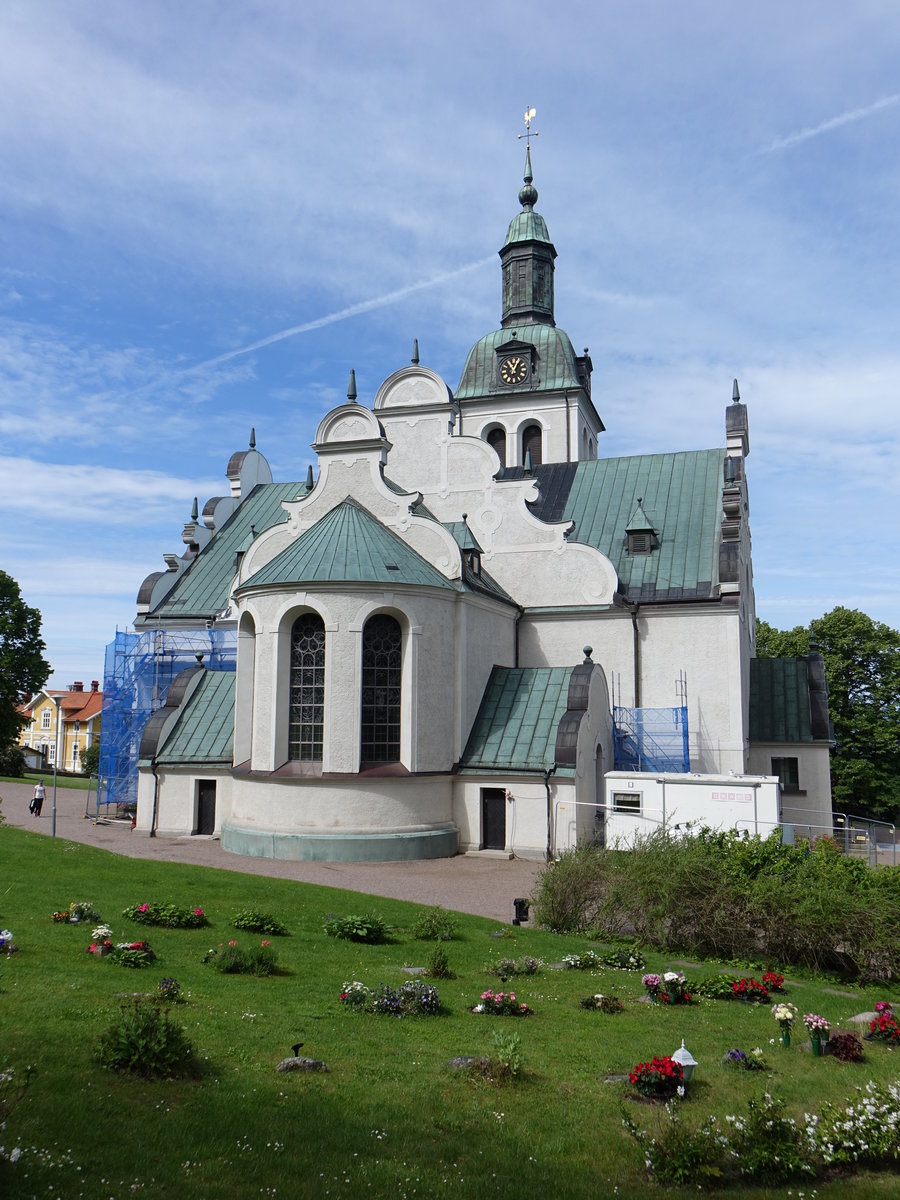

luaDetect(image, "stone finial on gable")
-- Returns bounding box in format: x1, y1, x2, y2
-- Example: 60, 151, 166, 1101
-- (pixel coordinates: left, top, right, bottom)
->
725, 377, 749, 459
226, 430, 274, 498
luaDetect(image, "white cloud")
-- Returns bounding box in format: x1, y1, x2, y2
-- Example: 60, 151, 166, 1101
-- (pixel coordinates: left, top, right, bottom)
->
0, 456, 223, 523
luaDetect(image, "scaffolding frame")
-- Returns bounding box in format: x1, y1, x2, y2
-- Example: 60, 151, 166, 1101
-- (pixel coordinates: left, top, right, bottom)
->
96, 628, 237, 813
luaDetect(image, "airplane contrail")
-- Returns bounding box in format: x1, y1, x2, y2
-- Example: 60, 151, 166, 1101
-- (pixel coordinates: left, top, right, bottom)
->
760, 93, 900, 154
196, 256, 496, 371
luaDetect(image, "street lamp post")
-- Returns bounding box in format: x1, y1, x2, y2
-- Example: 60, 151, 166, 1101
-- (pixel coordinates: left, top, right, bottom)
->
51, 696, 62, 838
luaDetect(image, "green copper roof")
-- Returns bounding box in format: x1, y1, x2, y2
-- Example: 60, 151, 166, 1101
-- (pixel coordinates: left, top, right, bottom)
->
238, 499, 459, 592
156, 669, 235, 764
504, 208, 552, 247
565, 450, 723, 600
513, 449, 725, 602
459, 666, 574, 772
142, 482, 303, 623
444, 521, 483, 552
749, 658, 816, 743
456, 325, 583, 399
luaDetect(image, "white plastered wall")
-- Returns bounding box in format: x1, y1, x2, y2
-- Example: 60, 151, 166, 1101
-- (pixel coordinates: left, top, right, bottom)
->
136, 766, 233, 837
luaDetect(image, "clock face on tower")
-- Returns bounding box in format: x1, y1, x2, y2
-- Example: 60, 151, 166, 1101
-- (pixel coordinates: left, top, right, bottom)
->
499, 355, 528, 385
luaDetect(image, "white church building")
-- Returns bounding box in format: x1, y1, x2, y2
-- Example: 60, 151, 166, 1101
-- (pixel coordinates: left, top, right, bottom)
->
130, 148, 833, 860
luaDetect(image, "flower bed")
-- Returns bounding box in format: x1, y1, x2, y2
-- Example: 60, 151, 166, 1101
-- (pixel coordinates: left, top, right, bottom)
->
731, 977, 770, 1003
721, 1046, 769, 1071
629, 1055, 684, 1099
123, 902, 207, 929
642, 971, 693, 1005
110, 941, 156, 968
761, 970, 785, 992
53, 900, 100, 924
579, 993, 623, 1014
472, 990, 532, 1017
338, 980, 442, 1016
203, 940, 277, 976
867, 1009, 900, 1043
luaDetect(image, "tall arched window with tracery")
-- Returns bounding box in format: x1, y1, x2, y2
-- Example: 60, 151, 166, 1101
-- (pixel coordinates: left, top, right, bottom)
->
360, 614, 402, 764
522, 423, 543, 466
289, 613, 325, 761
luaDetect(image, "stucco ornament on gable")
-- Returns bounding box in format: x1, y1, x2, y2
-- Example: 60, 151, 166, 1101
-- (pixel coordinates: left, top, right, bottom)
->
315, 404, 385, 447
373, 365, 453, 412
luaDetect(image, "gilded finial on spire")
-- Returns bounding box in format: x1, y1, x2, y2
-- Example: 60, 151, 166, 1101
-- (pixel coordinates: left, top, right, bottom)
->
411, 338, 419, 365
517, 106, 539, 148
347, 368, 357, 403
517, 107, 539, 210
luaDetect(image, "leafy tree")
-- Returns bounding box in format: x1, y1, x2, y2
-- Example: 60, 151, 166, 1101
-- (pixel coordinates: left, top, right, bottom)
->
0, 571, 51, 757
756, 607, 900, 820
82, 741, 101, 776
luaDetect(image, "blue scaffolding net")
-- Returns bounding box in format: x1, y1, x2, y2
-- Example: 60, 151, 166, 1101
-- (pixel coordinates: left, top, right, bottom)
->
97, 628, 237, 812
613, 706, 690, 773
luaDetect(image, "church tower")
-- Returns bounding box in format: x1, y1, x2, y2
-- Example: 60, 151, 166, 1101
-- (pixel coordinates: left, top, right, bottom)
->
455, 137, 604, 467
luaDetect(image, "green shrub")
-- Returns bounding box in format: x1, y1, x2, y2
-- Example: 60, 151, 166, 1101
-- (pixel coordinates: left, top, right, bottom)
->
535, 830, 900, 981
96, 997, 199, 1079
323, 912, 387, 943
204, 941, 277, 976
232, 909, 288, 936
531, 844, 609, 932
828, 1032, 864, 1062
487, 955, 542, 978
490, 1030, 522, 1078
728, 1092, 812, 1183
623, 1103, 724, 1187
412, 906, 457, 941
579, 993, 624, 1013
123, 902, 208, 929
109, 941, 155, 968
426, 945, 455, 979
0, 745, 26, 776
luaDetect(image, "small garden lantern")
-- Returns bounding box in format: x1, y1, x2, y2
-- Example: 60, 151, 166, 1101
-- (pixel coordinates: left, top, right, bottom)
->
512, 898, 530, 926
672, 1039, 697, 1083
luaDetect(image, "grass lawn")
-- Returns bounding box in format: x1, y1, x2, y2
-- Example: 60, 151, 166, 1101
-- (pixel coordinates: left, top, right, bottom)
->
1, 825, 899, 1199
0, 772, 95, 791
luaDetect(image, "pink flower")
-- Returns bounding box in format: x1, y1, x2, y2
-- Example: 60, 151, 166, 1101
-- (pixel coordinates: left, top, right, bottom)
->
228, 939, 237, 947
261, 940, 271, 947
193, 908, 204, 916
138, 904, 149, 912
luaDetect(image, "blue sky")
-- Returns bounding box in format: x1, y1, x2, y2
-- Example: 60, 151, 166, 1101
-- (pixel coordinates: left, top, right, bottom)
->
2, 1, 898, 687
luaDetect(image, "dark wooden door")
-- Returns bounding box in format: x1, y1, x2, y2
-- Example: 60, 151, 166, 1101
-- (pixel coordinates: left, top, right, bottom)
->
481, 788, 506, 850
196, 780, 216, 835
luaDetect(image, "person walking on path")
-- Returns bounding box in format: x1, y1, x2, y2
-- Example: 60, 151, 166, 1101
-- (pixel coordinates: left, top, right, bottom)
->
30, 779, 45, 817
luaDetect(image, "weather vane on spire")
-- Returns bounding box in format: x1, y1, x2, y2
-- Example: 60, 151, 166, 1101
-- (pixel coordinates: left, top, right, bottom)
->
518, 106, 539, 146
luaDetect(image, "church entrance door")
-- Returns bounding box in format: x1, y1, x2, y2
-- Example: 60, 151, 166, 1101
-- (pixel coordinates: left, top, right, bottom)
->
481, 788, 506, 850
196, 780, 216, 835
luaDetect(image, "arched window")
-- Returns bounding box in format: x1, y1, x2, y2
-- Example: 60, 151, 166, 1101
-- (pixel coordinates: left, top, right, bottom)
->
486, 427, 506, 466
522, 424, 543, 466
289, 613, 325, 761
361, 614, 402, 764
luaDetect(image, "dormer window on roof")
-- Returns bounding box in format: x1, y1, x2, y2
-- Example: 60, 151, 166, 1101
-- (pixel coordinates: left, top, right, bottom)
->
625, 498, 659, 555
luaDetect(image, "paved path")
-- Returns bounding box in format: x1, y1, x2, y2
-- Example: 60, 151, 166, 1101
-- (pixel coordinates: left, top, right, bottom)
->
1, 780, 544, 925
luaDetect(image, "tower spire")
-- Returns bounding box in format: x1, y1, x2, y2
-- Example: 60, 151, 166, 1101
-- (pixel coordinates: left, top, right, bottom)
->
500, 107, 556, 329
